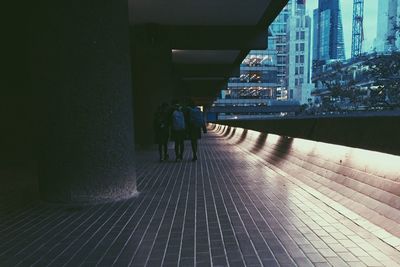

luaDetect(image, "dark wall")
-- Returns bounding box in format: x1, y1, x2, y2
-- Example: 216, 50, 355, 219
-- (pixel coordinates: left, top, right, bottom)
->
130, 26, 180, 147
2, 0, 34, 168
0, 0, 38, 206
220, 116, 400, 156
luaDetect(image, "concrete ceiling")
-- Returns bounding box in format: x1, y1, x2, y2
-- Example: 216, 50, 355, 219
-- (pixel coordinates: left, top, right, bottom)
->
129, 0, 272, 25
130, 0, 288, 106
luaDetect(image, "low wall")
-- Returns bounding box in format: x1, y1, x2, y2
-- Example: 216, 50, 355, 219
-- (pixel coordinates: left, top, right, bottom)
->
219, 116, 400, 156
210, 123, 400, 249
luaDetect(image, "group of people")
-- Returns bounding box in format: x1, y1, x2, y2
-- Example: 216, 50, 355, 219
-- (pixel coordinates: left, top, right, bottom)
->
153, 100, 207, 162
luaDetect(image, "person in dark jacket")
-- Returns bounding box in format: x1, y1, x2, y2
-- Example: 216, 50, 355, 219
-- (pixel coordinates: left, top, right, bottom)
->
171, 103, 186, 161
153, 103, 170, 161
187, 102, 207, 161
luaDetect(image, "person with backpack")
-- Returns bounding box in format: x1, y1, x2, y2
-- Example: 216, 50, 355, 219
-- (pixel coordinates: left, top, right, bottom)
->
153, 102, 170, 162
187, 102, 207, 161
171, 104, 186, 161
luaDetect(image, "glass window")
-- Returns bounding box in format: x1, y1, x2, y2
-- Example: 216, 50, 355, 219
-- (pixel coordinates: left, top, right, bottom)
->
319, 9, 331, 60
277, 56, 286, 64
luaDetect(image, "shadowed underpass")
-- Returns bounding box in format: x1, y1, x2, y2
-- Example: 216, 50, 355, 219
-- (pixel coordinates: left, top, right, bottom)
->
1, 127, 400, 267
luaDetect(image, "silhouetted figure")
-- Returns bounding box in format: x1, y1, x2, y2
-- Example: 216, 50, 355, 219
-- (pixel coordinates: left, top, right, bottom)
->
187, 102, 207, 161
171, 104, 185, 161
153, 103, 170, 161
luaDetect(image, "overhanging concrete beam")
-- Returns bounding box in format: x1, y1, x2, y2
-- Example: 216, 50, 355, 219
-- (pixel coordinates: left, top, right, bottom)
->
167, 26, 268, 50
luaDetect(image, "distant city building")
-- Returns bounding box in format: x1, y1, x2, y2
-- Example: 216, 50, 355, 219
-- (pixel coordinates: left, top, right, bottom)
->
374, 0, 400, 53
311, 52, 400, 111
312, 0, 346, 76
286, 0, 314, 104
224, 46, 278, 101
270, 1, 293, 99
214, 0, 316, 116
220, 1, 295, 104
221, 0, 306, 103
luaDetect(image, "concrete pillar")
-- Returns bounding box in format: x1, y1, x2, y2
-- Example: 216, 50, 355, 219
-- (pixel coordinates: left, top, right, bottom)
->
131, 26, 179, 147
2, 0, 33, 167
31, 0, 136, 203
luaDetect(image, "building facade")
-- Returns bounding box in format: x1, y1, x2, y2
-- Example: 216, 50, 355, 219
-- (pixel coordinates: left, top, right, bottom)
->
223, 0, 294, 102
221, 0, 304, 104
286, 0, 313, 104
374, 0, 400, 53
270, 2, 292, 99
312, 0, 346, 76
219, 2, 292, 104
225, 44, 278, 101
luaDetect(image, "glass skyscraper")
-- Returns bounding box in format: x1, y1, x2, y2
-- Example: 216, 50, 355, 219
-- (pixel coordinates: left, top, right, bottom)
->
215, 0, 313, 108
374, 0, 400, 52
220, 1, 294, 102
221, 0, 298, 101
312, 0, 345, 74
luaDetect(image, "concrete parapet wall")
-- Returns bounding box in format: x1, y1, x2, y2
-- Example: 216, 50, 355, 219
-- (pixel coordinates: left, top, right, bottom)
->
210, 123, 400, 247
219, 116, 400, 156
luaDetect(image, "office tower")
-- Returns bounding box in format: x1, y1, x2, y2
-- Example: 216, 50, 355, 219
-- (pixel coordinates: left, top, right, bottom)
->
271, 1, 292, 99
313, 0, 346, 66
374, 0, 400, 52
266, 0, 311, 99
225, 44, 278, 100
223, 1, 295, 102
220, 0, 309, 105
313, 9, 320, 61
286, 0, 314, 104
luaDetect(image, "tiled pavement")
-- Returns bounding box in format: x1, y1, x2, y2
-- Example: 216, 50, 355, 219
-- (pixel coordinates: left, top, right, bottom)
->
1, 130, 400, 266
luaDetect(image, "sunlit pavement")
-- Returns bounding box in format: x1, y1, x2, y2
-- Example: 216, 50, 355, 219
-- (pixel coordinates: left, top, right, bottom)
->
1, 130, 400, 266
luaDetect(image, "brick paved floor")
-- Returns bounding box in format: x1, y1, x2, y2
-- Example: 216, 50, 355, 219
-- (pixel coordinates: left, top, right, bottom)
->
1, 131, 400, 266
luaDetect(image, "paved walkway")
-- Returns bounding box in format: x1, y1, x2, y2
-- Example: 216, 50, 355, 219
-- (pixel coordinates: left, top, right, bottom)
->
1, 130, 400, 266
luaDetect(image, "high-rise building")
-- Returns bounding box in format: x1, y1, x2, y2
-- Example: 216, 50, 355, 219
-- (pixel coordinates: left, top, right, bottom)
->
221, 1, 294, 102
216, 0, 311, 109
397, 1, 400, 49
374, 0, 400, 53
286, 0, 314, 104
312, 0, 346, 76
224, 45, 278, 100
270, 1, 292, 99
313, 9, 320, 62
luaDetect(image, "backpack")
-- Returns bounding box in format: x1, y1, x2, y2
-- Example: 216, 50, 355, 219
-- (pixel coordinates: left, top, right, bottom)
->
157, 113, 167, 129
172, 110, 185, 130
190, 107, 204, 128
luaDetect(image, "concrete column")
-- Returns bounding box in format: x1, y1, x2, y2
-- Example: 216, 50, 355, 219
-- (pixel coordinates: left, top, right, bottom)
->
131, 26, 179, 147
31, 0, 136, 203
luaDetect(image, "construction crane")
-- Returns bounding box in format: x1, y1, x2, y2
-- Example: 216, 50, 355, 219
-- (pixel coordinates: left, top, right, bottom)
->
351, 0, 364, 58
